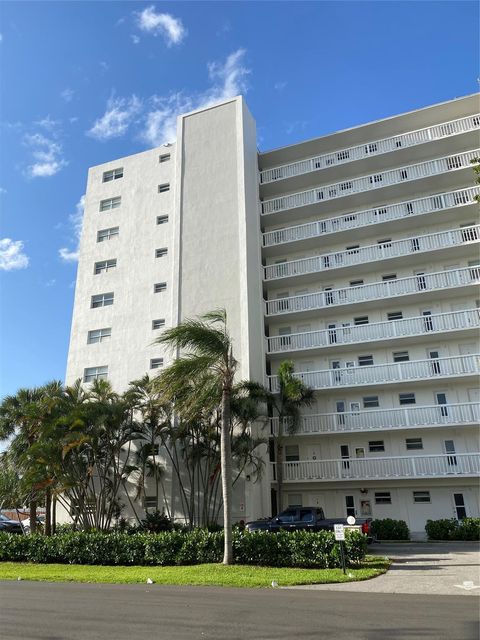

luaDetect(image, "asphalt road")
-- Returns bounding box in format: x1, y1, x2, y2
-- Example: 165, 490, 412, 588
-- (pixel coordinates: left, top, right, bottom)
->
1, 581, 478, 640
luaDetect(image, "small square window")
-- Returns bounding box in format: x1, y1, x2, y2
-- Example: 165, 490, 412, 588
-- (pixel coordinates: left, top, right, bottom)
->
91, 292, 114, 308
152, 319, 165, 330
97, 227, 119, 242
393, 351, 409, 363
154, 282, 167, 293
87, 328, 111, 344
369, 440, 385, 452
158, 183, 170, 193
100, 196, 121, 212
375, 491, 391, 504
413, 491, 430, 503
83, 366, 108, 382
354, 316, 369, 325
406, 438, 423, 450
363, 396, 379, 408
103, 168, 123, 182
150, 358, 164, 369
159, 154, 171, 163
157, 215, 169, 225
155, 248, 168, 258
399, 393, 416, 405
94, 259, 117, 274
358, 355, 373, 366
387, 311, 403, 321
285, 445, 300, 462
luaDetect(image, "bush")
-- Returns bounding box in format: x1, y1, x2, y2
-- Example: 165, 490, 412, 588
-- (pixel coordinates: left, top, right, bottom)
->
0, 529, 367, 568
370, 519, 410, 540
140, 511, 172, 533
425, 518, 480, 541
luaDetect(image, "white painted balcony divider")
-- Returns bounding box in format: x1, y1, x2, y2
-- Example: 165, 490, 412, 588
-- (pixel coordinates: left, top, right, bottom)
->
264, 225, 480, 281
274, 453, 480, 482
260, 113, 480, 184
262, 187, 480, 248
267, 354, 480, 392
267, 308, 480, 354
265, 266, 480, 316
270, 402, 480, 436
260, 150, 479, 215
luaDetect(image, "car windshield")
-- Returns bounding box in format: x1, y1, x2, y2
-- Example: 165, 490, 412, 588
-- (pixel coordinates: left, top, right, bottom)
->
276, 509, 297, 523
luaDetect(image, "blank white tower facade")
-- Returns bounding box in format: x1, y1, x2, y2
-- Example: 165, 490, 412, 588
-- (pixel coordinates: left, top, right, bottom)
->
66, 94, 480, 537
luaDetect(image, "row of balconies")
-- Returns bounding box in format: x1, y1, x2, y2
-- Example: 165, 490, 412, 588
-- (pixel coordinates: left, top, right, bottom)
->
264, 224, 479, 281
267, 308, 480, 355
267, 354, 479, 392
272, 453, 480, 482
262, 187, 479, 249
270, 402, 479, 436
260, 113, 479, 184
265, 266, 480, 317
260, 149, 479, 215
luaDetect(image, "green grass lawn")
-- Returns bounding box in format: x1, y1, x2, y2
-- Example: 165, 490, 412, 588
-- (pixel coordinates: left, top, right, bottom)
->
0, 557, 389, 588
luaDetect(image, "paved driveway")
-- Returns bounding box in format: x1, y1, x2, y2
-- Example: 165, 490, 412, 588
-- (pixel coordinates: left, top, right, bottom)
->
288, 541, 480, 596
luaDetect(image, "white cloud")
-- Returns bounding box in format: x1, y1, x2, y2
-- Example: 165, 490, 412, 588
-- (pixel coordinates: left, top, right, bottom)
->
87, 95, 141, 141
131, 34, 140, 44
45, 279, 56, 287
137, 6, 186, 46
35, 115, 60, 131
274, 81, 287, 91
59, 195, 85, 262
0, 34, 3, 43
0, 187, 6, 194
61, 88, 75, 102
140, 49, 249, 146
24, 132, 67, 178
0, 238, 29, 271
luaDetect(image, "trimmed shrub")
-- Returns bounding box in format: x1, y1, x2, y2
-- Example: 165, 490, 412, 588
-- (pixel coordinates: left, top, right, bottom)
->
370, 518, 410, 541
0, 529, 367, 568
425, 518, 480, 541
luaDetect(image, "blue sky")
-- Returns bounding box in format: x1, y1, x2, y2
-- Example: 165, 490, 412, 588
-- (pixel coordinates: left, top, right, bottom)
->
0, 1, 478, 398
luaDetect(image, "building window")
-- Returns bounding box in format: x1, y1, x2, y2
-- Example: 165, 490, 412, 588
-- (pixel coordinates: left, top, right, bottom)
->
343, 214, 356, 223
350, 279, 364, 287
382, 274, 397, 281
146, 443, 160, 456
159, 154, 171, 163
157, 215, 169, 225
454, 493, 467, 519
155, 248, 168, 258
413, 491, 430, 503
285, 445, 300, 462
83, 366, 108, 382
94, 259, 117, 274
97, 227, 119, 242
387, 311, 403, 321
91, 292, 114, 308
375, 491, 391, 505
369, 174, 383, 184
447, 156, 462, 170
377, 238, 392, 248
154, 282, 167, 293
152, 319, 165, 330
158, 183, 170, 193
365, 143, 378, 154
454, 191, 469, 206
354, 316, 369, 325
393, 351, 409, 362
100, 196, 121, 211
358, 355, 373, 366
363, 396, 379, 408
340, 181, 353, 191
337, 150, 350, 161
399, 393, 416, 405
374, 207, 387, 217
102, 168, 123, 182
369, 440, 385, 453
346, 244, 360, 254
287, 494, 303, 508
406, 438, 423, 450
150, 358, 164, 369
87, 328, 111, 344
144, 496, 157, 509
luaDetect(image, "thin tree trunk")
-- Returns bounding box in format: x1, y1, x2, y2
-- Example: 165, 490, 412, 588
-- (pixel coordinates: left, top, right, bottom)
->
29, 498, 37, 534
276, 440, 284, 513
52, 498, 57, 535
221, 384, 233, 565
45, 487, 52, 536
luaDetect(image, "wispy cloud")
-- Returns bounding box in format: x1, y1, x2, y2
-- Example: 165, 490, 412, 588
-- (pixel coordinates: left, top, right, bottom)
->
285, 120, 308, 135
24, 131, 67, 178
61, 88, 75, 102
136, 6, 186, 46
59, 195, 85, 262
0, 187, 6, 195
131, 34, 140, 44
140, 49, 250, 146
45, 278, 56, 287
87, 95, 142, 141
274, 81, 287, 91
0, 238, 29, 271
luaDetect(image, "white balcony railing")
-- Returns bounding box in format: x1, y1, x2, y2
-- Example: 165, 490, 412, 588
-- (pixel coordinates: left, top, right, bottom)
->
267, 308, 480, 354
264, 225, 479, 281
265, 266, 480, 317
274, 453, 480, 482
270, 402, 480, 436
260, 150, 479, 215
262, 187, 480, 248
267, 354, 479, 392
260, 113, 480, 184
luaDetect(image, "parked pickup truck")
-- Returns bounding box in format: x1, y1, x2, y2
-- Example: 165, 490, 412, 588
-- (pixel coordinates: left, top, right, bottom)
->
245, 507, 372, 540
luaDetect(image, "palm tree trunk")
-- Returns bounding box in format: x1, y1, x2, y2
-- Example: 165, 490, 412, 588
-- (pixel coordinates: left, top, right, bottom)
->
52, 498, 57, 535
45, 487, 52, 536
221, 385, 233, 565
276, 440, 284, 513
29, 498, 37, 534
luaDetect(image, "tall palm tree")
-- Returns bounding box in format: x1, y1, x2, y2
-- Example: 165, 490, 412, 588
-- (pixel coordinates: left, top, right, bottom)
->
155, 309, 237, 564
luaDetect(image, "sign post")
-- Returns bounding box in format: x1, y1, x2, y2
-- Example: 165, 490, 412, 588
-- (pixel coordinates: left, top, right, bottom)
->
334, 524, 346, 574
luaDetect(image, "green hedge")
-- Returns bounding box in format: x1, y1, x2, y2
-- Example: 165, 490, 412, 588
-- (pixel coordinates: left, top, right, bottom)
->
370, 518, 410, 540
0, 529, 367, 568
425, 518, 480, 541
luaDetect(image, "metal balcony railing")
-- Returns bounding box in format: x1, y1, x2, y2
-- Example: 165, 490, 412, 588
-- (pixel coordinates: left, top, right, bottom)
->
264, 225, 479, 281
270, 402, 480, 436
260, 150, 479, 215
267, 354, 479, 392
274, 453, 480, 482
260, 113, 480, 184
267, 308, 480, 354
262, 187, 480, 248
265, 266, 480, 316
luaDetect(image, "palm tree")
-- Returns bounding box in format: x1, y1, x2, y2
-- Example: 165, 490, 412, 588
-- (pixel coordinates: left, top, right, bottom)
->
155, 309, 237, 564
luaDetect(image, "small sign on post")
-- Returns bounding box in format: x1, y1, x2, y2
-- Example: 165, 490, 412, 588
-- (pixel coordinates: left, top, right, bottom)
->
334, 524, 346, 574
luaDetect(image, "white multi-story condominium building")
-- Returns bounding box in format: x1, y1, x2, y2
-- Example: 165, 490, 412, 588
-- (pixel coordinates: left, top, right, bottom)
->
66, 93, 480, 537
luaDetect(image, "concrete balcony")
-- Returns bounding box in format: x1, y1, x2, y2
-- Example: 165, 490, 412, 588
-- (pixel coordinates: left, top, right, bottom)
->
260, 114, 480, 184
267, 308, 480, 356
262, 187, 479, 251
273, 453, 480, 483
265, 266, 480, 318
264, 225, 479, 282
260, 150, 479, 216
270, 402, 480, 436
267, 354, 479, 392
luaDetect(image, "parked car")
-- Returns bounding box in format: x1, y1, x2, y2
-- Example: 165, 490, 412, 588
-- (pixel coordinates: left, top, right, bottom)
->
0, 514, 24, 534
21, 515, 45, 534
